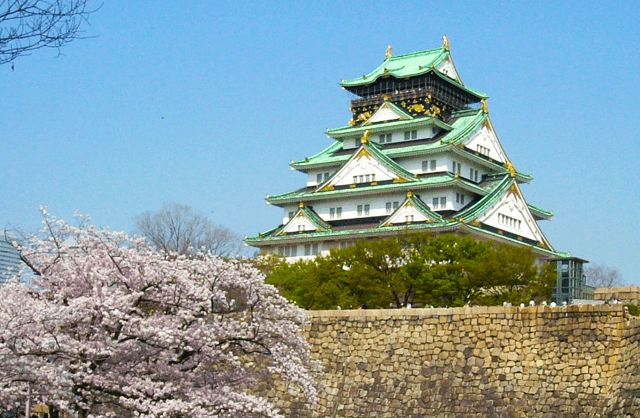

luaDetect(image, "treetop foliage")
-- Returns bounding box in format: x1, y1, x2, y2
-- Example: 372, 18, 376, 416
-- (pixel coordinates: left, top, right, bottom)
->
263, 233, 556, 310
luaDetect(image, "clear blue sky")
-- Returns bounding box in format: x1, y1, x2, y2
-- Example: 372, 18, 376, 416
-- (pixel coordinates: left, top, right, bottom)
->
1, 1, 639, 285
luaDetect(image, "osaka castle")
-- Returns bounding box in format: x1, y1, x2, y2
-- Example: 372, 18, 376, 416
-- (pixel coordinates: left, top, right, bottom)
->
246, 38, 586, 299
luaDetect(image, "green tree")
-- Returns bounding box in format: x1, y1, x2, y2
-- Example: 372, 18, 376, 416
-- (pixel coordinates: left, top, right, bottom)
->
415, 234, 491, 307
264, 233, 556, 309
468, 244, 557, 305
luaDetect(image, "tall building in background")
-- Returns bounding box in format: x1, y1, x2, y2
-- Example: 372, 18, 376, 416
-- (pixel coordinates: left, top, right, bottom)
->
246, 39, 587, 301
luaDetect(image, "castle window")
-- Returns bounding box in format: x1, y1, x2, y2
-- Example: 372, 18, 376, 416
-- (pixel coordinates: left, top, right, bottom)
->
440, 197, 446, 208
279, 245, 297, 257
324, 172, 330, 181
354, 174, 375, 184
432, 198, 439, 209
405, 215, 414, 222
404, 130, 417, 140
477, 145, 490, 156
298, 224, 305, 232
422, 159, 437, 172
304, 243, 319, 256
357, 204, 370, 216
469, 168, 479, 182
456, 193, 465, 205
288, 211, 294, 220
385, 201, 399, 214
452, 161, 461, 174
379, 133, 392, 144
317, 173, 322, 183
498, 213, 521, 230
329, 207, 342, 219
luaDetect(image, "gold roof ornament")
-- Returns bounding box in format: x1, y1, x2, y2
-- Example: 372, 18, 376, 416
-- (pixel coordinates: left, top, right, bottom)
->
385, 45, 393, 59
407, 190, 413, 198
481, 98, 489, 114
442, 35, 450, 51
362, 129, 370, 144
504, 160, 517, 177
299, 202, 305, 208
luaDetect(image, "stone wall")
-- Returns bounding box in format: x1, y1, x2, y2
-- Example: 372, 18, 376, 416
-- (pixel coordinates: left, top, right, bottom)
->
267, 305, 639, 418
594, 286, 640, 305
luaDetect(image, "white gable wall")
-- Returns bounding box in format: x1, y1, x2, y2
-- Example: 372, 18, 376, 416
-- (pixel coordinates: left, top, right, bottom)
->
437, 58, 460, 81
464, 123, 507, 163
278, 214, 321, 235
477, 191, 545, 242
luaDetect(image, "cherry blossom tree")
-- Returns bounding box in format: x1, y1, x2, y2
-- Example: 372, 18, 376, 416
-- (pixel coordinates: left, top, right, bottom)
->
0, 210, 316, 417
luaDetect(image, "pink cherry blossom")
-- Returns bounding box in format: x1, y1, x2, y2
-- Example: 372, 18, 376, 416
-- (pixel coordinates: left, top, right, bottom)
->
0, 211, 316, 417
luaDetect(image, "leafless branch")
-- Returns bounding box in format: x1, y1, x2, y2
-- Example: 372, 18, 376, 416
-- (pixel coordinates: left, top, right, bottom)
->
0, 0, 99, 65
133, 202, 243, 257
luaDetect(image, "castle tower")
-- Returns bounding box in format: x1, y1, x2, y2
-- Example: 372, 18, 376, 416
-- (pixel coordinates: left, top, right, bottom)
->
246, 40, 570, 265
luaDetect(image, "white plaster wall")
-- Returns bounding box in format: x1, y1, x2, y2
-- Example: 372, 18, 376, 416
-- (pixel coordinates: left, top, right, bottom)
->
342, 126, 436, 150
282, 205, 298, 224
343, 137, 359, 149
448, 157, 488, 183
306, 167, 340, 187
398, 154, 448, 174
310, 194, 405, 220
307, 188, 463, 221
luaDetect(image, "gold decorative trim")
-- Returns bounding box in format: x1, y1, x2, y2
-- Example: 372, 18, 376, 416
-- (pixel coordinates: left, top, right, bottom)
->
504, 160, 517, 177
361, 129, 370, 144
385, 45, 393, 59
406, 190, 413, 198
442, 35, 450, 51
481, 98, 489, 114
355, 147, 371, 160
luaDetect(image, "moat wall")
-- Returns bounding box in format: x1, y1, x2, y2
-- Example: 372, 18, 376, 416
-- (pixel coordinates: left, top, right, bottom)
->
269, 305, 640, 417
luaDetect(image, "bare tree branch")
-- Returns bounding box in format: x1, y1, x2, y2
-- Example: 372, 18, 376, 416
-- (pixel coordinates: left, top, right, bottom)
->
133, 202, 243, 257
585, 264, 625, 288
0, 0, 98, 65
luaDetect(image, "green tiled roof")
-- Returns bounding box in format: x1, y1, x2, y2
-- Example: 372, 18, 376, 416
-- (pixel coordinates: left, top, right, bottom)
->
299, 205, 332, 230
463, 224, 568, 258
456, 174, 513, 220
249, 172, 557, 255
380, 192, 441, 227
293, 109, 485, 171
528, 204, 553, 220
266, 172, 496, 206
357, 140, 417, 181
341, 47, 488, 99
342, 48, 450, 87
